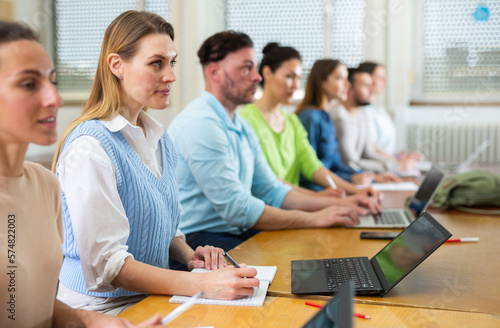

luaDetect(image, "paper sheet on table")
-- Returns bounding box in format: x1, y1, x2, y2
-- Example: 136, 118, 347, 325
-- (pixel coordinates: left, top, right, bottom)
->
371, 182, 419, 191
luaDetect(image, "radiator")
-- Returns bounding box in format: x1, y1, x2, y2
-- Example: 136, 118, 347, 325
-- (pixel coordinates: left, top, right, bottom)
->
406, 124, 500, 164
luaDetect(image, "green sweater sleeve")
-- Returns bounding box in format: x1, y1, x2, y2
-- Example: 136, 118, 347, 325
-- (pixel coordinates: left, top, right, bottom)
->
239, 104, 323, 185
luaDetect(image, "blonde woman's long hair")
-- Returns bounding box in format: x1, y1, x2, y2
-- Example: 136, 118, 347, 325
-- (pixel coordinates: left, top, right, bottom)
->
52, 10, 174, 171
295, 59, 342, 115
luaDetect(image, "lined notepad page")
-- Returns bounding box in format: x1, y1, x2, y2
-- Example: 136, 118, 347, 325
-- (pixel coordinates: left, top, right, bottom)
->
169, 266, 277, 306
249, 266, 277, 283
169, 280, 269, 307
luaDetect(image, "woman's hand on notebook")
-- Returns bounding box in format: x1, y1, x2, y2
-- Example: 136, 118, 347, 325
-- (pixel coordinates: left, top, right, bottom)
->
196, 265, 259, 300
187, 245, 227, 271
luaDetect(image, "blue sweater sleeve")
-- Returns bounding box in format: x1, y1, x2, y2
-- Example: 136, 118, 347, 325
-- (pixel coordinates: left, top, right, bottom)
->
298, 109, 361, 183
298, 110, 321, 153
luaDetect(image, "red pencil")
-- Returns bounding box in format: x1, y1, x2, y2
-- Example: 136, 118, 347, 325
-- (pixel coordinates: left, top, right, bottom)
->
353, 312, 371, 319
305, 301, 371, 319
305, 301, 323, 308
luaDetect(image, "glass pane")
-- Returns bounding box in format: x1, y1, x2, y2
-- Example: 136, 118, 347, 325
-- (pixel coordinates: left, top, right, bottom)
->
54, 0, 170, 95
331, 0, 365, 67
226, 0, 366, 79
422, 1, 500, 95
226, 0, 324, 73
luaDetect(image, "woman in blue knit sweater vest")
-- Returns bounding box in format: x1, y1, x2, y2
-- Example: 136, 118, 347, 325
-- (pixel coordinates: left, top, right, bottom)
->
52, 11, 258, 314
0, 20, 163, 327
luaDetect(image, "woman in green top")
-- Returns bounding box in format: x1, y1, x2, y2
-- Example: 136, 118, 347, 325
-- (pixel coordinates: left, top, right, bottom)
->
239, 42, 379, 200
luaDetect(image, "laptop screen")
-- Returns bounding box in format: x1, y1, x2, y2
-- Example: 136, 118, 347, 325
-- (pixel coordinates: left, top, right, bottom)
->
408, 166, 445, 216
456, 140, 489, 172
370, 212, 451, 296
302, 281, 353, 328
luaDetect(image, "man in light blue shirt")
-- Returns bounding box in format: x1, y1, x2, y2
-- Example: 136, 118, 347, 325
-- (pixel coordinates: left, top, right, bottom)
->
169, 31, 366, 258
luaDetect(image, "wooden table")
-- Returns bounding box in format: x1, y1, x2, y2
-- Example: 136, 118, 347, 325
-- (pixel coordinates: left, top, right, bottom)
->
118, 175, 500, 325
118, 295, 500, 327
228, 209, 500, 314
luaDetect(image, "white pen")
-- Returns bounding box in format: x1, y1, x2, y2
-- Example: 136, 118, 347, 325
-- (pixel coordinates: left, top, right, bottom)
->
445, 237, 480, 243
161, 291, 203, 325
326, 175, 337, 189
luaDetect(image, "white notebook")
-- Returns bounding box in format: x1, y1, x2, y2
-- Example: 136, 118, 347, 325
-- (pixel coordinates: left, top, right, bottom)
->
169, 266, 277, 307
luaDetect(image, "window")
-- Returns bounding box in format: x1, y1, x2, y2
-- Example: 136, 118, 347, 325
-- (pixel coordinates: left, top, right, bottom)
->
331, 0, 365, 68
225, 0, 366, 79
414, 1, 500, 102
54, 0, 170, 98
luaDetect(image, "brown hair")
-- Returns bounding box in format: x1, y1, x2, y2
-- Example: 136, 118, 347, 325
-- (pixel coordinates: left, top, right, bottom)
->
259, 42, 301, 87
197, 30, 253, 65
357, 61, 381, 75
0, 20, 38, 44
0, 21, 39, 67
52, 10, 174, 171
296, 59, 342, 114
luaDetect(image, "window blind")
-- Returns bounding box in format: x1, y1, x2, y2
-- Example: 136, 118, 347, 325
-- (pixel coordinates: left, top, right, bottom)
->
54, 0, 170, 96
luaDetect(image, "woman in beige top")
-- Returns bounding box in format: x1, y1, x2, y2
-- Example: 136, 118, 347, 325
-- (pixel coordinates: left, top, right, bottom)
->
0, 21, 161, 328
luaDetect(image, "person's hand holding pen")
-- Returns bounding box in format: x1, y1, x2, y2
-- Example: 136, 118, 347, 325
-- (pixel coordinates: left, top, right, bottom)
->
191, 252, 259, 300
322, 175, 346, 198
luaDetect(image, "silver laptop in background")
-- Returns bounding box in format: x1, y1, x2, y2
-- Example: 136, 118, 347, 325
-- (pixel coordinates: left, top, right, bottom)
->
439, 140, 490, 174
352, 165, 445, 228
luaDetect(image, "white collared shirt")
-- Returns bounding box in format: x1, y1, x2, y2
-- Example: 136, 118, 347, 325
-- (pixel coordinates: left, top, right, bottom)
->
57, 111, 184, 292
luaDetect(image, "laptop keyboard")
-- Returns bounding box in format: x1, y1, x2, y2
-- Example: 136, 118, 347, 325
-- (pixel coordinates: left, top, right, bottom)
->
323, 258, 374, 290
377, 211, 407, 225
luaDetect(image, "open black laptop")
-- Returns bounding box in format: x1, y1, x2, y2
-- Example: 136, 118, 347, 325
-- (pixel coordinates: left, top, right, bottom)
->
353, 165, 445, 228
292, 212, 451, 296
302, 281, 353, 328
